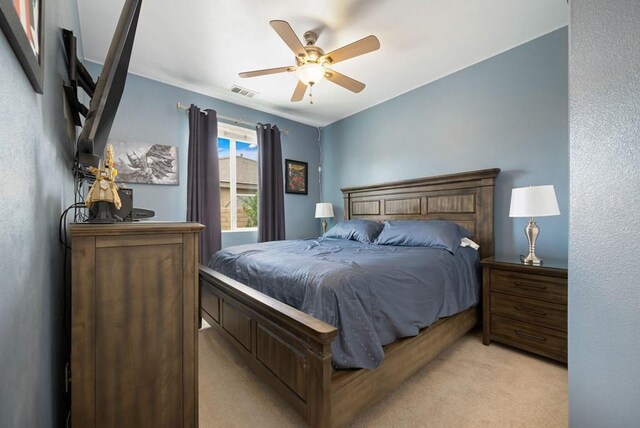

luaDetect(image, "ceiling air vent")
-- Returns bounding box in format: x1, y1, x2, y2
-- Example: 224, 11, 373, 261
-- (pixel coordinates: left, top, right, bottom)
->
230, 85, 258, 98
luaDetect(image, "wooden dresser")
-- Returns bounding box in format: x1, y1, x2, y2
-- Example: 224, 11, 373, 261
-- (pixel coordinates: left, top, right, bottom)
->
481, 257, 567, 363
71, 222, 204, 428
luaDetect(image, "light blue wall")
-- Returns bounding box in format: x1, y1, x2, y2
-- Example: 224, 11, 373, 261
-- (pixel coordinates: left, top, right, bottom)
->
0, 0, 83, 426
322, 28, 569, 261
85, 62, 321, 246
569, 1, 640, 426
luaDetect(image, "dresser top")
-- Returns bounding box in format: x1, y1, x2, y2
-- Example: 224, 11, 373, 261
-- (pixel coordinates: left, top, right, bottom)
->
70, 221, 205, 236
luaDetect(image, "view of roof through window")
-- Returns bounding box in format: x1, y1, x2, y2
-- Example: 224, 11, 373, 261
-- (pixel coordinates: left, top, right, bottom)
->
218, 134, 258, 231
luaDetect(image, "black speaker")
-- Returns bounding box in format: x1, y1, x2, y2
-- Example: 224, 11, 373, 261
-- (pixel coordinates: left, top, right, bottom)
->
114, 187, 133, 221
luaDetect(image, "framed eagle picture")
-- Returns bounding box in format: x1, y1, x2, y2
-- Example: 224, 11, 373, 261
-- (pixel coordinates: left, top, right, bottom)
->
110, 139, 179, 185
285, 159, 308, 195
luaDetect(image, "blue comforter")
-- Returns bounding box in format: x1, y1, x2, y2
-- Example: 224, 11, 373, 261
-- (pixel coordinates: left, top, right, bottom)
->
208, 238, 480, 369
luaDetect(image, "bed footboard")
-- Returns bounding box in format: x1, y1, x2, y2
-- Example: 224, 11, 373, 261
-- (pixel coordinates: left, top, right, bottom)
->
199, 265, 337, 427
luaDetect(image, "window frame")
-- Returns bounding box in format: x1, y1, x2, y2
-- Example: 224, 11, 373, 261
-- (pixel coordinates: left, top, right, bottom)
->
218, 122, 258, 233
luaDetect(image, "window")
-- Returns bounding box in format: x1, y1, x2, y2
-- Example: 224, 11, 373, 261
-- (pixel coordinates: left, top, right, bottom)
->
218, 123, 258, 231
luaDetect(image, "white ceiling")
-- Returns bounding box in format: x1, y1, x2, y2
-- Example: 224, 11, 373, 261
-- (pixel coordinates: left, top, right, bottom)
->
77, 0, 568, 127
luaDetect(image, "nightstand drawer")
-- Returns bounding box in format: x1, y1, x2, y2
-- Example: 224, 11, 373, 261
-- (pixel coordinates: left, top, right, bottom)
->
491, 315, 567, 362
491, 270, 567, 304
491, 292, 567, 331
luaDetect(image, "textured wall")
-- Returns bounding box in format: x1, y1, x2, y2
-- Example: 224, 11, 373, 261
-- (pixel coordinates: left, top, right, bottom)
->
0, 1, 82, 426
569, 1, 640, 426
85, 62, 322, 244
322, 28, 569, 260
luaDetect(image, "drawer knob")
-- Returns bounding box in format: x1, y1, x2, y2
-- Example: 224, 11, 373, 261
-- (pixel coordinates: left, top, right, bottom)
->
514, 281, 547, 290
515, 330, 547, 342
514, 305, 547, 316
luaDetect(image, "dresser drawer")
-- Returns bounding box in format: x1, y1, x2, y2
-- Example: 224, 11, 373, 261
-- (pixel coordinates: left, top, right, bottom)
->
491, 292, 567, 332
491, 270, 567, 304
491, 315, 567, 362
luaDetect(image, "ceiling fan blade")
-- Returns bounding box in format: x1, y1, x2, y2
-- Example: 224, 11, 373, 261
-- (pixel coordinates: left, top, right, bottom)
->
239, 66, 295, 78
270, 20, 308, 59
321, 35, 380, 65
291, 80, 307, 102
325, 69, 366, 93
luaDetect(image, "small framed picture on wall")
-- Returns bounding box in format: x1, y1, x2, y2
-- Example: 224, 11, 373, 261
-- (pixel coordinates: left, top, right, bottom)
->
285, 159, 308, 195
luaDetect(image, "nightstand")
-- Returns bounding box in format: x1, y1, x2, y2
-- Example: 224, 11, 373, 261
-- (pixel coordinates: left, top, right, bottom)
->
481, 257, 567, 363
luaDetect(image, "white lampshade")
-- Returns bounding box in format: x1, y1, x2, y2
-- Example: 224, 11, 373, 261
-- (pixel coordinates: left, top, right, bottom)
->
509, 185, 560, 218
315, 203, 334, 218
297, 63, 325, 85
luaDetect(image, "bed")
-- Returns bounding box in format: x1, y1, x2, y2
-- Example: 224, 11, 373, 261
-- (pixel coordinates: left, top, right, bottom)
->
199, 168, 500, 427
209, 237, 482, 370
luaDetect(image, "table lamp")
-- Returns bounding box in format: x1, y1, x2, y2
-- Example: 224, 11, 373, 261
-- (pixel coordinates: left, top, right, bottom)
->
509, 185, 560, 265
315, 203, 334, 234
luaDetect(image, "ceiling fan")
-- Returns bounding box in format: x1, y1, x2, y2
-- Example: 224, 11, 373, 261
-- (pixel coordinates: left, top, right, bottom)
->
239, 20, 380, 103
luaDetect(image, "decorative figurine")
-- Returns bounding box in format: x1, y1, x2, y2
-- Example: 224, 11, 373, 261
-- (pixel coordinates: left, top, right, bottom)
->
85, 144, 122, 223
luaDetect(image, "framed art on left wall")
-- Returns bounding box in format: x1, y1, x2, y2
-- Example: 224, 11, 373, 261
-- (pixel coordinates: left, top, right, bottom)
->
0, 0, 45, 93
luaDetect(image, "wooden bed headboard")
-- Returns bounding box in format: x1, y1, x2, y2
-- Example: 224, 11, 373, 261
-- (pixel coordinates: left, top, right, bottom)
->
341, 168, 500, 259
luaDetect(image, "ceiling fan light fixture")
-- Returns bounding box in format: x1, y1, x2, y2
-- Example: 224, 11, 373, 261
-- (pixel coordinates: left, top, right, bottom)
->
297, 63, 325, 85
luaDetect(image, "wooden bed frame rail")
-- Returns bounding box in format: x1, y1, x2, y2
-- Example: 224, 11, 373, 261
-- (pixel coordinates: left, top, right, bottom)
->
200, 168, 500, 427
199, 266, 337, 427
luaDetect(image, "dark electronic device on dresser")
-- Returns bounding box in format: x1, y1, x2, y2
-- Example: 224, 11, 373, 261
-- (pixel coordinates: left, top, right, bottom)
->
63, 0, 143, 169
113, 187, 133, 221
88, 187, 156, 222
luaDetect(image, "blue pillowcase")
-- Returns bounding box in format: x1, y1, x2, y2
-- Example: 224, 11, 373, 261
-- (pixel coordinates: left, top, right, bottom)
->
323, 220, 384, 243
374, 220, 471, 254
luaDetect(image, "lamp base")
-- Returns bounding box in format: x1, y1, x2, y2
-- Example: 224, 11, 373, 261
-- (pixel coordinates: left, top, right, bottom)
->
321, 218, 328, 235
522, 218, 542, 266
522, 253, 543, 266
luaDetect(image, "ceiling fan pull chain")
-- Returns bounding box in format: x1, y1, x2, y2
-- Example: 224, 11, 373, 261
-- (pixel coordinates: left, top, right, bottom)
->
309, 83, 314, 105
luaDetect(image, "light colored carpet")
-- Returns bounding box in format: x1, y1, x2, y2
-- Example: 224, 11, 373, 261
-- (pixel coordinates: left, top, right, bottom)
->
198, 324, 567, 428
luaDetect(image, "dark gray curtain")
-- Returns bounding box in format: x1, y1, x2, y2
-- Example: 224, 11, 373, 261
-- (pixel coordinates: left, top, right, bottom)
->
257, 124, 285, 242
187, 105, 221, 264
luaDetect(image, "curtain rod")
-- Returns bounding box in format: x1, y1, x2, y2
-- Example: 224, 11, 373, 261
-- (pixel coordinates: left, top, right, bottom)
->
176, 102, 288, 135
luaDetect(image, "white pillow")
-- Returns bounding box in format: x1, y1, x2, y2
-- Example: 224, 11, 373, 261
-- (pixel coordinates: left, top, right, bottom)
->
460, 237, 480, 250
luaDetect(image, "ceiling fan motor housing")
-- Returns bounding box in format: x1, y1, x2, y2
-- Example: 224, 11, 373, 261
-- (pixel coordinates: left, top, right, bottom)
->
303, 31, 318, 45
297, 45, 325, 66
